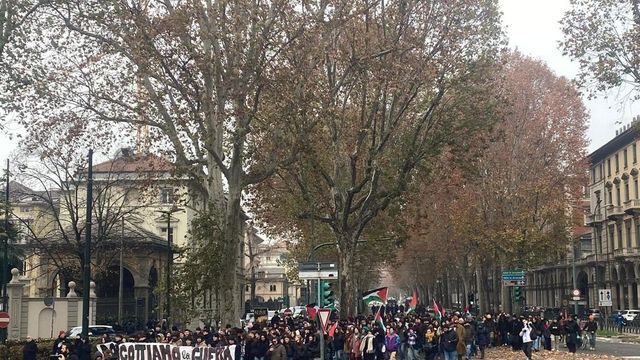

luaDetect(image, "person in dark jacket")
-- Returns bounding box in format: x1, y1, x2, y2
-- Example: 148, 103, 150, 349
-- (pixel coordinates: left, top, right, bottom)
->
268, 338, 287, 360
306, 335, 320, 360
283, 336, 295, 360
293, 337, 309, 360
475, 321, 490, 360
53, 330, 67, 355
75, 336, 92, 360
333, 327, 346, 360
542, 319, 552, 351
23, 336, 37, 360
255, 334, 270, 360
440, 325, 458, 360
564, 316, 581, 354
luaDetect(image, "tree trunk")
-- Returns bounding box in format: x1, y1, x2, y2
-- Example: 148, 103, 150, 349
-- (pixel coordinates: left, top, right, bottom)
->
476, 263, 485, 314
338, 249, 355, 318
221, 182, 242, 326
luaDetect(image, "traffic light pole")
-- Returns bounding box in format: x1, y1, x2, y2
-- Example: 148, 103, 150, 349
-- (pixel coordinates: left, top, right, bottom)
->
317, 263, 325, 360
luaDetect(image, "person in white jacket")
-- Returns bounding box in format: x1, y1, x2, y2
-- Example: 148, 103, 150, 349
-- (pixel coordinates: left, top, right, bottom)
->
519, 320, 533, 360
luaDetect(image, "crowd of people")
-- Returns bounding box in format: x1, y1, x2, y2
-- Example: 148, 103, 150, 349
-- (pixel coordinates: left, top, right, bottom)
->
39, 309, 601, 360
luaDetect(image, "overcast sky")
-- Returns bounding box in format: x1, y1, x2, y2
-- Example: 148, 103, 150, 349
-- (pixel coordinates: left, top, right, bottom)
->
500, 0, 639, 153
1, 1, 638, 163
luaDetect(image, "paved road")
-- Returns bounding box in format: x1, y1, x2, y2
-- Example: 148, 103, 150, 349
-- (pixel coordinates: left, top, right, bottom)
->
593, 338, 640, 357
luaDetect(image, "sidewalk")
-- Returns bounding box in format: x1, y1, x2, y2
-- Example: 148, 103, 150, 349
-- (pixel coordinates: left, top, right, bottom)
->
486, 347, 638, 359
599, 333, 640, 344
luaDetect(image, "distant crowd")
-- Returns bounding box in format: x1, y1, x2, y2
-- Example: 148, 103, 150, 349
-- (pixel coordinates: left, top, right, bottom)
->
35, 309, 600, 360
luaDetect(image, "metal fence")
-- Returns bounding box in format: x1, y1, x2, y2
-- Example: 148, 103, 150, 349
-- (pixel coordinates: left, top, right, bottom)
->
598, 318, 640, 334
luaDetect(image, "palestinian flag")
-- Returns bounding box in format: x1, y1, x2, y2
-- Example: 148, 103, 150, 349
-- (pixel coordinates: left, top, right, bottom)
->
407, 290, 417, 313
375, 307, 386, 333
433, 300, 441, 321
306, 303, 319, 320
362, 287, 388, 306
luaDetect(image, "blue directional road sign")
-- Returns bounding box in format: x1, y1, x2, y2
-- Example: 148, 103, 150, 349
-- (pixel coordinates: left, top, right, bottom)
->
502, 269, 526, 286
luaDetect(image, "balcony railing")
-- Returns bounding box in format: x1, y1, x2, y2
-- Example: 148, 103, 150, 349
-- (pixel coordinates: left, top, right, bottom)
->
625, 199, 640, 214
585, 213, 604, 225
606, 204, 625, 219
613, 247, 640, 258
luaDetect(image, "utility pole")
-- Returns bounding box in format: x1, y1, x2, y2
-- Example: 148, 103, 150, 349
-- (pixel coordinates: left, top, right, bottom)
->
82, 150, 94, 338
118, 217, 124, 325
1, 160, 9, 345
156, 206, 183, 330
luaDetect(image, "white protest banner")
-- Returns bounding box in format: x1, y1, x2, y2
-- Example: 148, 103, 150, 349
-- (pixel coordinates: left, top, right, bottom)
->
97, 342, 236, 360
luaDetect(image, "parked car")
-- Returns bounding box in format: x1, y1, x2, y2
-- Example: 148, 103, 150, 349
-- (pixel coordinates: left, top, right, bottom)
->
67, 325, 115, 338
620, 310, 640, 322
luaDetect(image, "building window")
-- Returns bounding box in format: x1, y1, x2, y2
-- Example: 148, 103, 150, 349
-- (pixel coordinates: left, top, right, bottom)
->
625, 182, 630, 202
624, 148, 628, 168
266, 256, 271, 261
160, 188, 175, 204
626, 220, 632, 248
634, 144, 638, 164
597, 227, 603, 254
245, 285, 250, 292
635, 179, 639, 200
616, 186, 621, 206
269, 285, 277, 292
618, 224, 623, 249
607, 189, 613, 205
616, 154, 619, 172
609, 225, 615, 250
591, 168, 596, 183
160, 227, 174, 241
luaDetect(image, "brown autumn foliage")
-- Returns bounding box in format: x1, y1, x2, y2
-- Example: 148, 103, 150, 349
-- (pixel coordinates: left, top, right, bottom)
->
250, 0, 504, 317
393, 52, 589, 311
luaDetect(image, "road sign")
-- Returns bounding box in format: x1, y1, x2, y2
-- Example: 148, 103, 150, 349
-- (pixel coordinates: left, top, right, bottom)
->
0, 312, 9, 329
572, 289, 581, 301
502, 269, 526, 286
298, 262, 338, 279
318, 309, 331, 333
598, 289, 612, 306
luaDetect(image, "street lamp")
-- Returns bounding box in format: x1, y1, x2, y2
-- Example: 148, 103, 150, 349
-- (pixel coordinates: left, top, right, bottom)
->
156, 205, 184, 329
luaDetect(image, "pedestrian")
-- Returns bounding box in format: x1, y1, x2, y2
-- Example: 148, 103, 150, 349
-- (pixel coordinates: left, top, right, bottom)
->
583, 314, 598, 351
384, 328, 400, 360
348, 328, 362, 360
475, 320, 489, 360
463, 323, 474, 360
333, 327, 346, 360
23, 336, 37, 360
549, 318, 562, 351
268, 338, 287, 360
564, 316, 580, 354
53, 330, 66, 356
360, 329, 376, 360
255, 334, 270, 360
542, 319, 552, 351
440, 325, 458, 360
519, 320, 533, 360
455, 319, 465, 360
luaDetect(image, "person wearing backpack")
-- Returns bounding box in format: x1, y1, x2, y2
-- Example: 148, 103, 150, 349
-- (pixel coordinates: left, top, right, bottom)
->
519, 319, 533, 360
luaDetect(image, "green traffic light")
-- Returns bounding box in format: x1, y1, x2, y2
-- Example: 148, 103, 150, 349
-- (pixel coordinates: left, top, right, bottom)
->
321, 280, 334, 307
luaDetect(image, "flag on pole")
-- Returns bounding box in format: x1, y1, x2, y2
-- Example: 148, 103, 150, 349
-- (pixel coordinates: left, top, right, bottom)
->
328, 322, 338, 337
407, 290, 417, 313
433, 300, 441, 321
306, 303, 319, 320
362, 287, 389, 306
375, 307, 386, 332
